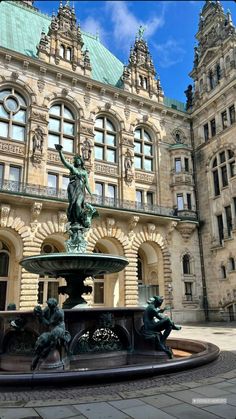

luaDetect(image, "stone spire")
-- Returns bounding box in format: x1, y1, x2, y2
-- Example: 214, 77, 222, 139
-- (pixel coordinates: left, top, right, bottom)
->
122, 26, 163, 102
37, 1, 91, 76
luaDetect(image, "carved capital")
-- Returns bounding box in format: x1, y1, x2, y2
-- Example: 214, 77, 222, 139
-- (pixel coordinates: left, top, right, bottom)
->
176, 222, 197, 241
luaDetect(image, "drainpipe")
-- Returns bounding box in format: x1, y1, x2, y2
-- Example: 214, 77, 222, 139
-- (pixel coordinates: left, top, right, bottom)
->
190, 120, 209, 321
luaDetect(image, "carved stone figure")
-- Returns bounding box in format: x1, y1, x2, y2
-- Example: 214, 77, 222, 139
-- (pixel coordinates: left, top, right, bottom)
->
184, 84, 193, 110
81, 138, 92, 162
124, 149, 134, 185
32, 126, 44, 153
55, 144, 98, 252
31, 298, 71, 370
142, 295, 181, 358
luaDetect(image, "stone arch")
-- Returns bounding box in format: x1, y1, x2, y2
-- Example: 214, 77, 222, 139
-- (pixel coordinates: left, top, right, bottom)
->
91, 107, 125, 131
131, 227, 172, 303
43, 92, 85, 118
180, 250, 195, 275
171, 128, 186, 144
131, 119, 160, 139
0, 78, 36, 106
35, 219, 66, 249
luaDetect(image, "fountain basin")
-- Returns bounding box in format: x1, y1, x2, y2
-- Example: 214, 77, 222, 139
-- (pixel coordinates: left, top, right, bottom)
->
20, 253, 129, 277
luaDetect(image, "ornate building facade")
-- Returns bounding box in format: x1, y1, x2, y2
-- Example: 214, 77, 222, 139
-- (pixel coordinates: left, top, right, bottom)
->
0, 0, 235, 321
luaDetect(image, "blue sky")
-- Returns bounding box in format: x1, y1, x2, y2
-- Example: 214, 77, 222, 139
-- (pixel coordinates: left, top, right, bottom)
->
35, 1, 236, 103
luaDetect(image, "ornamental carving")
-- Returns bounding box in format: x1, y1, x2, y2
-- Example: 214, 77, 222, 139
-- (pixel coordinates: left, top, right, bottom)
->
81, 138, 92, 162
106, 217, 116, 235
124, 148, 134, 186
58, 211, 67, 232
47, 152, 73, 165
80, 125, 94, 136
31, 202, 43, 221
0, 204, 11, 227
176, 222, 197, 241
120, 137, 133, 147
31, 126, 45, 167
0, 139, 25, 156
94, 163, 118, 176
37, 78, 45, 93
135, 171, 154, 184
31, 111, 47, 123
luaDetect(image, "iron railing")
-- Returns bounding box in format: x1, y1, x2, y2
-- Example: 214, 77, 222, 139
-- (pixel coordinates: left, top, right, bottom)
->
0, 180, 197, 219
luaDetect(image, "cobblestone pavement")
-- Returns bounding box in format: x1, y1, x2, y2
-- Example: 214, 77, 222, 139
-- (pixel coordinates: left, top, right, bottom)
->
0, 323, 235, 418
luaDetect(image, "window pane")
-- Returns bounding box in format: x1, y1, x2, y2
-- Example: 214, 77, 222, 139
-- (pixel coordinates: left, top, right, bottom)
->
134, 141, 141, 153
63, 138, 73, 153
63, 122, 74, 136
95, 182, 103, 196
49, 118, 60, 132
0, 104, 9, 119
14, 93, 26, 106
62, 176, 69, 190
50, 105, 61, 116
221, 165, 228, 187
0, 90, 11, 100
0, 121, 8, 137
12, 125, 25, 141
220, 151, 225, 163
106, 134, 115, 146
0, 252, 9, 276
136, 190, 142, 203
106, 119, 115, 131
9, 166, 20, 182
12, 109, 26, 123
0, 164, 3, 182
94, 282, 104, 304
48, 174, 57, 189
94, 130, 104, 143
48, 134, 59, 148
38, 282, 44, 304
108, 184, 116, 199
5, 97, 18, 112
134, 129, 141, 139
177, 194, 184, 210
144, 144, 152, 156
47, 281, 59, 300
134, 156, 142, 169
147, 192, 153, 205
95, 146, 103, 160
95, 118, 103, 128
144, 158, 152, 171
143, 130, 151, 141
175, 158, 181, 172
107, 148, 116, 162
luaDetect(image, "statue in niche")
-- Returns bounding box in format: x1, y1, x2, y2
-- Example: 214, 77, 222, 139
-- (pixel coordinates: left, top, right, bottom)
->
124, 149, 134, 185
142, 295, 181, 359
32, 126, 44, 154
31, 298, 71, 371
81, 138, 92, 162
184, 84, 193, 110
55, 144, 98, 252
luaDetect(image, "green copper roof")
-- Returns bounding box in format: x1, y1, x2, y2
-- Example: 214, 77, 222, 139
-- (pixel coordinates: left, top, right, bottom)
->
0, 1, 185, 111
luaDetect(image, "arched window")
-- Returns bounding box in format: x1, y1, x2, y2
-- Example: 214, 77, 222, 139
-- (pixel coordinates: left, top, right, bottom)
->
229, 257, 235, 271
137, 253, 144, 283
183, 254, 191, 275
134, 127, 153, 171
211, 150, 235, 196
94, 116, 117, 163
48, 104, 75, 153
0, 88, 27, 142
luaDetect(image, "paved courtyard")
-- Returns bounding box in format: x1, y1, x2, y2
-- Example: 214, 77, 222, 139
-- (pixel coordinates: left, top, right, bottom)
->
0, 322, 235, 418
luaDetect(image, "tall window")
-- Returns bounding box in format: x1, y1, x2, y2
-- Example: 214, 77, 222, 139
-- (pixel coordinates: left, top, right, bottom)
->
183, 254, 191, 275
177, 193, 184, 210
210, 118, 216, 137
225, 206, 232, 237
184, 282, 193, 301
48, 104, 75, 153
107, 184, 116, 203
187, 193, 192, 210
47, 173, 58, 195
217, 214, 224, 244
94, 116, 117, 163
175, 158, 181, 173
9, 166, 21, 191
95, 182, 104, 198
0, 163, 4, 188
204, 123, 209, 141
0, 88, 27, 141
229, 257, 235, 271
229, 105, 235, 125
147, 192, 154, 207
136, 190, 143, 208
184, 158, 189, 172
134, 128, 153, 171
221, 110, 228, 129
212, 150, 235, 196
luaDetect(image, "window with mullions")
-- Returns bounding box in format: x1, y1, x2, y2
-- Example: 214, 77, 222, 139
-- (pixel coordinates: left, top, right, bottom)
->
184, 282, 193, 301
212, 150, 235, 196
48, 104, 75, 153
0, 89, 27, 141
134, 128, 153, 172
0, 163, 4, 188
94, 117, 117, 163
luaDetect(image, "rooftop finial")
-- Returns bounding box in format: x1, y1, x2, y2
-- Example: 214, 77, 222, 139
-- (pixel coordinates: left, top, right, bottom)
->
138, 25, 145, 40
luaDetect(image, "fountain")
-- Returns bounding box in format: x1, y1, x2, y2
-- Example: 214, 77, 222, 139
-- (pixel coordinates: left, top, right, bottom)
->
0, 146, 220, 386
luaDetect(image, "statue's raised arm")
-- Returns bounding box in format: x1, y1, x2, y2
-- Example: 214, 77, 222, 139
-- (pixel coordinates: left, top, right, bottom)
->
55, 144, 74, 172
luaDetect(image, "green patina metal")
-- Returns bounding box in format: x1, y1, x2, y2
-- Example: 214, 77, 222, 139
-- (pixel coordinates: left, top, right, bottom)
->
0, 1, 186, 111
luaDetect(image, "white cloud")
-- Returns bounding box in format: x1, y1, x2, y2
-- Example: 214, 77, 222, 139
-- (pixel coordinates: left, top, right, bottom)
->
106, 1, 165, 50
153, 39, 186, 68
82, 16, 107, 44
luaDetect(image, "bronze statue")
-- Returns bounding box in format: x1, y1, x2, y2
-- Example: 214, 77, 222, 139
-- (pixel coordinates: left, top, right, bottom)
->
31, 298, 71, 370
142, 295, 181, 358
55, 144, 98, 252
